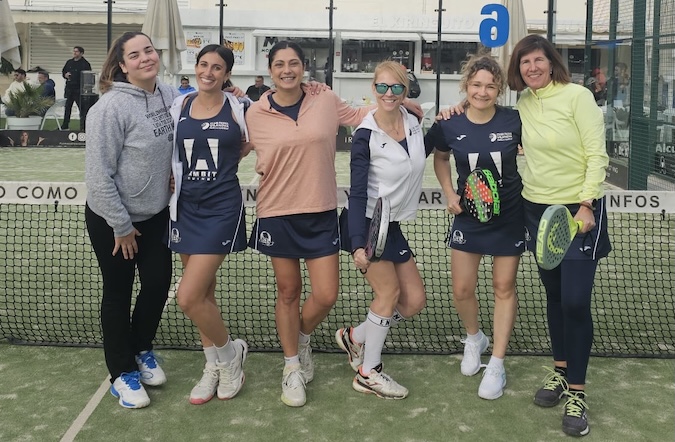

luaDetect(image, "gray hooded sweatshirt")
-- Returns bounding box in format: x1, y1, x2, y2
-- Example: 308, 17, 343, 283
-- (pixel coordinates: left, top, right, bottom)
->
85, 81, 180, 237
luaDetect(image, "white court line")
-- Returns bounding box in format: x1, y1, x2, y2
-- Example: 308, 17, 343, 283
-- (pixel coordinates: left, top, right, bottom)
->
60, 375, 111, 442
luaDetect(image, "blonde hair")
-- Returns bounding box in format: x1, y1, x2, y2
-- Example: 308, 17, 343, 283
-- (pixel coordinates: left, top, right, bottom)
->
459, 54, 507, 97
372, 61, 409, 96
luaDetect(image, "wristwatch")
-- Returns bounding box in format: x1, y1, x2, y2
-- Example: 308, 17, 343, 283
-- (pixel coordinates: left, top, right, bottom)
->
579, 199, 597, 210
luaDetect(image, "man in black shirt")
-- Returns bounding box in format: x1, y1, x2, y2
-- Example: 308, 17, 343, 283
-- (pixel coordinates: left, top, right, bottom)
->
245, 76, 270, 101
62, 46, 92, 130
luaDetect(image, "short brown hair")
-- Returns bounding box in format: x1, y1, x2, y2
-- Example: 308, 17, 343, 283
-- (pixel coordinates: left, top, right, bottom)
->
459, 54, 506, 97
506, 34, 570, 92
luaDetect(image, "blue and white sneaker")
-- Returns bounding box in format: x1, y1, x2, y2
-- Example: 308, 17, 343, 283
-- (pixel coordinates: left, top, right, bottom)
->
111, 371, 151, 409
136, 351, 167, 386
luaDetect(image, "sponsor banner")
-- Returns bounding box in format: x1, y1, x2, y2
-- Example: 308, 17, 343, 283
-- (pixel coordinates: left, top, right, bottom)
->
185, 30, 214, 66
222, 31, 245, 65
0, 130, 85, 148
2, 183, 673, 213
0, 182, 86, 204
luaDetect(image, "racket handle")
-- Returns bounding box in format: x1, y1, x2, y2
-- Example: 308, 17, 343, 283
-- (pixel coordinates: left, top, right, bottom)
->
575, 220, 584, 232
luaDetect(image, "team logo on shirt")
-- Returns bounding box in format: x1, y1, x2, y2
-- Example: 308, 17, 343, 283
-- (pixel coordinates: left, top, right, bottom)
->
451, 230, 466, 245
259, 230, 274, 247
170, 228, 181, 243
201, 122, 230, 130
456, 134, 467, 140
489, 132, 513, 142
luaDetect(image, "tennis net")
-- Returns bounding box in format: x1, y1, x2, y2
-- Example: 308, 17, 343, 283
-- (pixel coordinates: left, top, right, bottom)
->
0, 182, 673, 357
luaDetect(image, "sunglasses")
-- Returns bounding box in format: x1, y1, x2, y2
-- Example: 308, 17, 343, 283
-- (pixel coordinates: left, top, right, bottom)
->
374, 83, 405, 95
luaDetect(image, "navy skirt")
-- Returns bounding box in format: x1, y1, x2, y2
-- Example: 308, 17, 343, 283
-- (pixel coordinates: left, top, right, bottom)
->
524, 197, 611, 261
338, 208, 412, 263
249, 209, 340, 259
448, 212, 525, 256
169, 199, 247, 255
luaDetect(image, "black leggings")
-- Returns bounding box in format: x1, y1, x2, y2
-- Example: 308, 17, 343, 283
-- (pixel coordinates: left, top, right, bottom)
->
85, 205, 172, 380
538, 259, 598, 385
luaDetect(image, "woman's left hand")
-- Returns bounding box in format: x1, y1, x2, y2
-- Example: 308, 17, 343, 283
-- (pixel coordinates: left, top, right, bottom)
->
304, 81, 331, 95
575, 206, 596, 233
224, 86, 246, 98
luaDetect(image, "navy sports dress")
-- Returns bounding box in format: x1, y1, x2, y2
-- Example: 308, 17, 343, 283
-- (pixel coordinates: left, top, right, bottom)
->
425, 107, 525, 256
169, 95, 247, 255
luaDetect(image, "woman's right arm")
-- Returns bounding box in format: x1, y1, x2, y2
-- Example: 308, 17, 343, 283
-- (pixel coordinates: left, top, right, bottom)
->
347, 129, 372, 272
84, 100, 133, 239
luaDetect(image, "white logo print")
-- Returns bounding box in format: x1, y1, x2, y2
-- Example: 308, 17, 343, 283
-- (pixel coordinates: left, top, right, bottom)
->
201, 122, 210, 130
170, 228, 181, 243
399, 250, 408, 255
489, 133, 498, 142
222, 240, 232, 247
179, 117, 187, 122
456, 134, 467, 140
515, 241, 524, 247
579, 245, 592, 252
332, 237, 339, 245
259, 231, 274, 247
452, 230, 466, 245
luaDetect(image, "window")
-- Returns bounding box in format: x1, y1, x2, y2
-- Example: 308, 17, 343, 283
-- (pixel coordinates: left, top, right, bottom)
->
420, 41, 479, 75
341, 40, 415, 73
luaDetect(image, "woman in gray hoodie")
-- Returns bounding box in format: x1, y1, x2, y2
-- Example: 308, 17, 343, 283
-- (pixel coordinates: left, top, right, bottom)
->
84, 31, 180, 409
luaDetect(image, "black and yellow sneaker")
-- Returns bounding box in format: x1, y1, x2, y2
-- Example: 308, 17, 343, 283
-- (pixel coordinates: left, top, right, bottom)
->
534, 366, 568, 407
562, 390, 590, 437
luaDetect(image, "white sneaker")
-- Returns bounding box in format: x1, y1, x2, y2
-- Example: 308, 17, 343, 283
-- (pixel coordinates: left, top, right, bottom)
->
298, 340, 314, 383
460, 335, 490, 376
281, 363, 306, 407
189, 362, 219, 405
217, 339, 248, 400
110, 371, 151, 409
478, 365, 507, 400
352, 363, 408, 399
136, 351, 167, 386
335, 327, 364, 372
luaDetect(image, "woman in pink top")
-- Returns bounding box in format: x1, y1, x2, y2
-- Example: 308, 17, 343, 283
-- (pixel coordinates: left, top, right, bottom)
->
244, 40, 420, 407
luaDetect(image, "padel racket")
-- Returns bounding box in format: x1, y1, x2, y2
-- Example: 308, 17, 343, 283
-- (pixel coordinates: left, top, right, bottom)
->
536, 205, 584, 270
460, 168, 500, 223
362, 197, 390, 271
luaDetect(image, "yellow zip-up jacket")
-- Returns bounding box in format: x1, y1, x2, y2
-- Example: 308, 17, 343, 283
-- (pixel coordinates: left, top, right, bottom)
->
517, 81, 608, 204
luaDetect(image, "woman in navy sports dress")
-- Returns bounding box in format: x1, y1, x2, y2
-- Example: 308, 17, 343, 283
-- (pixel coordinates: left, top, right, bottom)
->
168, 44, 250, 405
426, 54, 524, 400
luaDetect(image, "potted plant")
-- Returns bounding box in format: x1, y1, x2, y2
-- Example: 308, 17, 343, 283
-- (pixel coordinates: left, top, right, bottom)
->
4, 82, 54, 130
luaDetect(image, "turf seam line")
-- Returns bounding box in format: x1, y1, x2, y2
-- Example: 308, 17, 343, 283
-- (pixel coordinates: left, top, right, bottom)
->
60, 375, 110, 442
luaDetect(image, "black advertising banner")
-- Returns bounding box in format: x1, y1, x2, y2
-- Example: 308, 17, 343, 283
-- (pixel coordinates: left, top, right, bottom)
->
0, 130, 85, 148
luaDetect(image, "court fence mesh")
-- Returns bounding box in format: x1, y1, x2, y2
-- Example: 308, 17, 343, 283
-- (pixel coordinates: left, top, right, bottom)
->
0, 183, 673, 358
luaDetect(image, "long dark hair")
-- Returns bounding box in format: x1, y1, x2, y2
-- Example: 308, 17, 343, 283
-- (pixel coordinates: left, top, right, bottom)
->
99, 31, 153, 94
196, 44, 235, 89
267, 40, 305, 69
506, 34, 570, 92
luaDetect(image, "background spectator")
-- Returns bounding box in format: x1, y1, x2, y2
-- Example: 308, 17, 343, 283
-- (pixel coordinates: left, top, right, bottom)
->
245, 76, 270, 101
177, 76, 196, 94
62, 46, 92, 130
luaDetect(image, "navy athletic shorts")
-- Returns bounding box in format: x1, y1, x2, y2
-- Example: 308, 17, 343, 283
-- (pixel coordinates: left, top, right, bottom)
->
338, 208, 412, 263
249, 209, 340, 259
169, 199, 247, 255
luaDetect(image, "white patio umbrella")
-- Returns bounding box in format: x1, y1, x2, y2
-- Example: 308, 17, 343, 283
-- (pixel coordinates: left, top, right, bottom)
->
492, 0, 528, 105
142, 0, 187, 76
0, 0, 21, 69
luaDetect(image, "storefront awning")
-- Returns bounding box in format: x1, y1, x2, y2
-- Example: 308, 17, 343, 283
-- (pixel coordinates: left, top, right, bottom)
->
252, 29, 329, 39
340, 32, 421, 41
11, 10, 144, 25
421, 33, 479, 42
